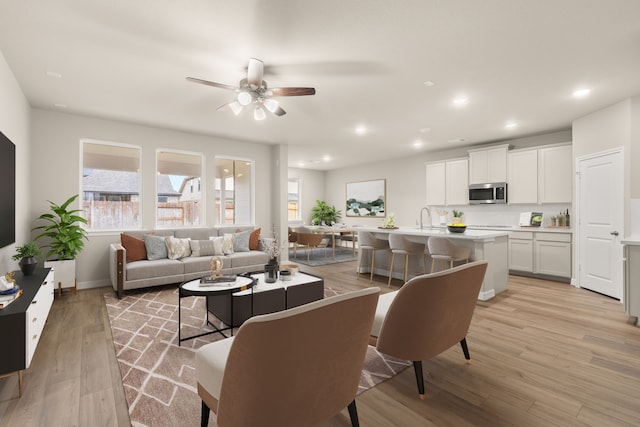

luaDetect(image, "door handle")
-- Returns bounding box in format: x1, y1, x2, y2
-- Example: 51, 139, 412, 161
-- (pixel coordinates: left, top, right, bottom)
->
610, 231, 619, 236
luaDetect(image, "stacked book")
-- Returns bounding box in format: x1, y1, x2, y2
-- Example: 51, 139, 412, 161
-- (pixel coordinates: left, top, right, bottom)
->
0, 287, 23, 309
200, 275, 237, 287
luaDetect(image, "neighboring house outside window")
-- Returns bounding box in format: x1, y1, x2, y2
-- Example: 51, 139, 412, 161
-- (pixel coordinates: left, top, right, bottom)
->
156, 150, 203, 228
82, 141, 142, 230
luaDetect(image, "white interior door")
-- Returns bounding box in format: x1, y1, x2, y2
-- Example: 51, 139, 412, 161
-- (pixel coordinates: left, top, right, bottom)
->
577, 149, 624, 299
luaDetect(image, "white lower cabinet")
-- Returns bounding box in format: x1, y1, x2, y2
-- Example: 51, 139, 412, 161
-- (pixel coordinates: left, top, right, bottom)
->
508, 232, 534, 272
25, 270, 54, 368
509, 231, 572, 279
624, 244, 640, 321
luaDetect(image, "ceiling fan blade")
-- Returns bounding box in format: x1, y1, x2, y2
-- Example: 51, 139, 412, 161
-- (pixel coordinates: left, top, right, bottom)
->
247, 58, 264, 87
269, 87, 316, 97
186, 77, 238, 91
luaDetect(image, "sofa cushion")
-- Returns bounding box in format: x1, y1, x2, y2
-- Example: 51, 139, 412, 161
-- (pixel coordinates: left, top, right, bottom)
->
165, 236, 192, 260
233, 229, 251, 252
209, 236, 225, 255
144, 234, 168, 261
249, 228, 261, 250
182, 255, 232, 275
126, 258, 184, 281
121, 233, 147, 263
190, 239, 216, 257
228, 251, 270, 269
175, 228, 215, 241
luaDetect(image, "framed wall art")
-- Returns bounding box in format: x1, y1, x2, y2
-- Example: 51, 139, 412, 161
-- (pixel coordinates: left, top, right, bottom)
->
345, 179, 386, 217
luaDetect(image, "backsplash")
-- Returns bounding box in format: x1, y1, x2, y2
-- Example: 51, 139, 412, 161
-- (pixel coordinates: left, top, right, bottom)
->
427, 203, 572, 228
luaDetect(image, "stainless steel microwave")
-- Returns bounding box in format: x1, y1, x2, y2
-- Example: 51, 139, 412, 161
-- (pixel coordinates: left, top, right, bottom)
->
468, 182, 507, 204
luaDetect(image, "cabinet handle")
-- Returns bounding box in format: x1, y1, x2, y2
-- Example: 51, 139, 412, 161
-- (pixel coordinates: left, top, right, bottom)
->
32, 317, 38, 323
31, 300, 38, 304
33, 335, 38, 340
610, 231, 619, 236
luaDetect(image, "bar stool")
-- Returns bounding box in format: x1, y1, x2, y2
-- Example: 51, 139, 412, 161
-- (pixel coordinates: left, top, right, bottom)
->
427, 236, 471, 272
357, 231, 390, 283
388, 234, 426, 287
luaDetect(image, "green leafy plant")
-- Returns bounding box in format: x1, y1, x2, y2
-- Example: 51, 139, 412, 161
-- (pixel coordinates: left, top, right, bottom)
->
311, 200, 342, 226
11, 241, 42, 261
33, 194, 89, 260
452, 209, 464, 218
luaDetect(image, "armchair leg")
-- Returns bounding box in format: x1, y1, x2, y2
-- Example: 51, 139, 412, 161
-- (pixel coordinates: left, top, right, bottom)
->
347, 399, 360, 427
413, 360, 425, 400
201, 400, 210, 427
460, 337, 472, 364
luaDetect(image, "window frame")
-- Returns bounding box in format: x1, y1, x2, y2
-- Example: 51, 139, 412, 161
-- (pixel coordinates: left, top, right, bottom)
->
214, 156, 255, 225
288, 178, 302, 221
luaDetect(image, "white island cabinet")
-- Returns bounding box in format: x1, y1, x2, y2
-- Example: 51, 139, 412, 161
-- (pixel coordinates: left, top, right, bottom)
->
357, 227, 508, 301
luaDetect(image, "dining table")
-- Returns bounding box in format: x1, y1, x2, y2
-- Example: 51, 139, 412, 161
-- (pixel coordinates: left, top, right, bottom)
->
305, 225, 358, 258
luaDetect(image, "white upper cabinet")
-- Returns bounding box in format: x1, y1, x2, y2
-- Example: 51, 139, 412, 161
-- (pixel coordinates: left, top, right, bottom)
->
426, 162, 446, 205
507, 143, 572, 204
507, 149, 538, 204
538, 144, 572, 203
468, 144, 509, 184
426, 158, 468, 206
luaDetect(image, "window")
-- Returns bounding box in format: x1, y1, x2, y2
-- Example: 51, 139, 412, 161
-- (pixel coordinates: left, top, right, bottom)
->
288, 178, 301, 220
157, 150, 203, 227
82, 140, 142, 230
215, 158, 253, 224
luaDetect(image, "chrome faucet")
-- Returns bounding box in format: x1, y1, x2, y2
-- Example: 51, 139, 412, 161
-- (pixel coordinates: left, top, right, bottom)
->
419, 207, 432, 230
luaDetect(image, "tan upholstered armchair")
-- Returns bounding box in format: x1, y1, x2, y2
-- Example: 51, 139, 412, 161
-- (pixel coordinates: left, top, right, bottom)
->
370, 260, 488, 399
196, 287, 380, 427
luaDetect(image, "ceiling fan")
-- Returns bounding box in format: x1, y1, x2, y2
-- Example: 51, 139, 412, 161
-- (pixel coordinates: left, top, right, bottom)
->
186, 58, 316, 120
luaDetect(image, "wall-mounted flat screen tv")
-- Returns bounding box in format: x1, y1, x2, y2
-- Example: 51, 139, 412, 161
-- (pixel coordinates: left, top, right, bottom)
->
0, 130, 16, 248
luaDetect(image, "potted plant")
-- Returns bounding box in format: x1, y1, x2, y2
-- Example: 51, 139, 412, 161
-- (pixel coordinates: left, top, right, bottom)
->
33, 194, 88, 294
311, 200, 342, 226
12, 241, 42, 276
452, 209, 464, 224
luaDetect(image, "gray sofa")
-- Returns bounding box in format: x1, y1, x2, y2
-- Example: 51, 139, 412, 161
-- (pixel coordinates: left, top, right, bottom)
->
109, 226, 270, 298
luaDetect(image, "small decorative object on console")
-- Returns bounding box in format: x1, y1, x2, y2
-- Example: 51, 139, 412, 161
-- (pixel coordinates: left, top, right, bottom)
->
380, 212, 398, 229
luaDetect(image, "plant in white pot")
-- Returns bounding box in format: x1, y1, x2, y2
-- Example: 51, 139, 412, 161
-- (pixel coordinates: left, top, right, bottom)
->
33, 194, 88, 296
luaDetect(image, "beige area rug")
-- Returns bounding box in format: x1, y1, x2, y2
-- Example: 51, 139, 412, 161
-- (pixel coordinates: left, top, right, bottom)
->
104, 286, 410, 427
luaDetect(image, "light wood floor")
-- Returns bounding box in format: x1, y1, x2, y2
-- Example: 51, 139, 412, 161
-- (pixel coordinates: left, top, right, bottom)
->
1, 260, 639, 426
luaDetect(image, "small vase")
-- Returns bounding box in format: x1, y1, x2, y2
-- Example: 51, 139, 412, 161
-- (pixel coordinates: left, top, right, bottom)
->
19, 256, 38, 276
453, 217, 462, 224
439, 216, 447, 225
265, 259, 279, 283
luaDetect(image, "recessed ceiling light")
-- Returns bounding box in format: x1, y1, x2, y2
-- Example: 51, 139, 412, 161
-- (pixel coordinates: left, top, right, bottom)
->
46, 71, 62, 78
420, 127, 431, 133
355, 125, 367, 135
505, 122, 517, 129
423, 80, 436, 87
322, 155, 331, 162
573, 88, 591, 98
297, 161, 305, 167
448, 138, 466, 143
412, 140, 424, 148
453, 96, 469, 107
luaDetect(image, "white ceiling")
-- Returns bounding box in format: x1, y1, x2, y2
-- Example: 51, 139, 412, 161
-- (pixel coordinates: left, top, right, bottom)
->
1, 0, 640, 170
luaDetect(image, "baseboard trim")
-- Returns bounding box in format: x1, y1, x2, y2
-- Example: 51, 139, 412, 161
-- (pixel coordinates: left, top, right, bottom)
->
477, 289, 496, 301
77, 279, 111, 290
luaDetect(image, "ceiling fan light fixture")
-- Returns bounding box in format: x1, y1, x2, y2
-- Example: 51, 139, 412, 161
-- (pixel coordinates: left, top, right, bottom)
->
263, 98, 279, 113
237, 91, 253, 106
254, 106, 266, 121
228, 101, 243, 115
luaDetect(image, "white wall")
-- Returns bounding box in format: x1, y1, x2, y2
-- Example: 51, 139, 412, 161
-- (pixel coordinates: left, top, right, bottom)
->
0, 51, 31, 273
30, 109, 274, 288
324, 130, 572, 228
288, 166, 326, 226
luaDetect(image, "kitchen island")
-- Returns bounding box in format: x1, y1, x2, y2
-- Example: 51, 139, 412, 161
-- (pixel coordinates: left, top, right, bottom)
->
357, 226, 509, 300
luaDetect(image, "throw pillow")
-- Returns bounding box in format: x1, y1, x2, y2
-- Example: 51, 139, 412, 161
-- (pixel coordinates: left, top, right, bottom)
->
190, 239, 216, 257
144, 234, 169, 261
249, 228, 261, 250
165, 236, 192, 260
121, 233, 147, 263
233, 229, 251, 252
209, 236, 225, 255
222, 233, 235, 255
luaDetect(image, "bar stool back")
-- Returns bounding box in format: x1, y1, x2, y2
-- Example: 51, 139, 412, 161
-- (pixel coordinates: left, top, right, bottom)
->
388, 234, 426, 287
357, 231, 390, 283
427, 236, 471, 272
